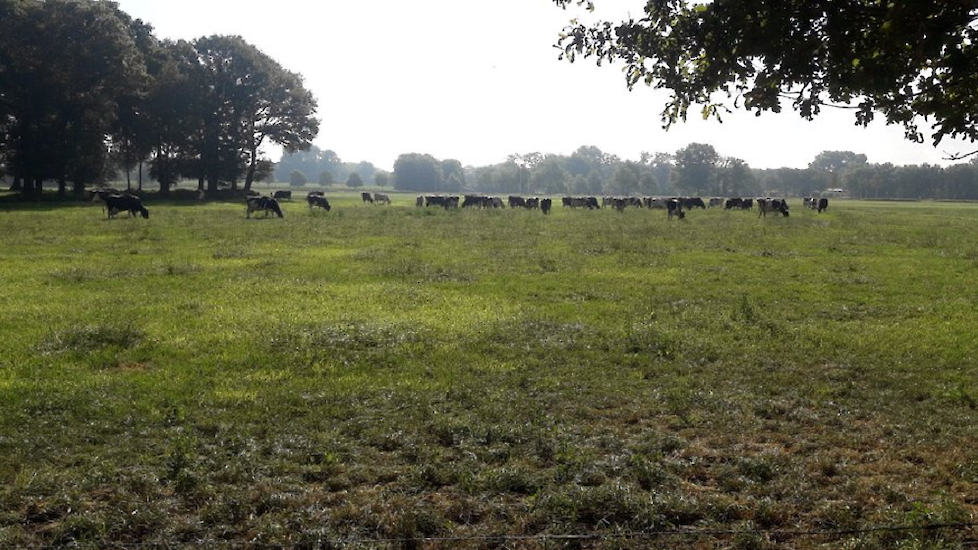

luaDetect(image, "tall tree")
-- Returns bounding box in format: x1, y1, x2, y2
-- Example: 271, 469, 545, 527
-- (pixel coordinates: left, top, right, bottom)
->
0, 0, 148, 195
672, 143, 719, 195
190, 35, 318, 192
393, 153, 442, 192
554, 1, 978, 156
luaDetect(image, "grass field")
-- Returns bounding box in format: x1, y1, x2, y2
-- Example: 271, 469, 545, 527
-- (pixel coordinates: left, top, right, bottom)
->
0, 193, 976, 549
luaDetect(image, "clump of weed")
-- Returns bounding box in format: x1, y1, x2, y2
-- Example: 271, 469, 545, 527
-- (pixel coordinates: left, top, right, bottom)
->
39, 323, 144, 354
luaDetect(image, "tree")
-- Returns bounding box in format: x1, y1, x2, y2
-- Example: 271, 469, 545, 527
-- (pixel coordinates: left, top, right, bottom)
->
318, 170, 335, 187
393, 153, 442, 191
672, 143, 718, 195
529, 156, 569, 194
554, 1, 978, 155
374, 171, 390, 188
0, 0, 148, 195
809, 151, 868, 175
809, 151, 867, 192
441, 159, 466, 192
716, 157, 757, 197
189, 35, 318, 192
346, 172, 363, 189
289, 170, 307, 187
354, 161, 377, 184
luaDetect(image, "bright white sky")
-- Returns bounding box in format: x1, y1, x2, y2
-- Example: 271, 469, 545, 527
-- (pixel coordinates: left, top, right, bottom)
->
113, 0, 976, 171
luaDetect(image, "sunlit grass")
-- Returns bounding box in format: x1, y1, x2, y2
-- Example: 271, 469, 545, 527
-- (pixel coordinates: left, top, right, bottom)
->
0, 195, 976, 548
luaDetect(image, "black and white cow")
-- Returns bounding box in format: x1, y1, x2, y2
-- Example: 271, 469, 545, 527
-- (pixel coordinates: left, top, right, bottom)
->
103, 193, 149, 219
817, 198, 829, 213
373, 193, 391, 204
272, 190, 292, 201
361, 192, 374, 204
667, 198, 685, 219
246, 196, 284, 218
757, 198, 789, 217
307, 191, 331, 211
540, 198, 552, 215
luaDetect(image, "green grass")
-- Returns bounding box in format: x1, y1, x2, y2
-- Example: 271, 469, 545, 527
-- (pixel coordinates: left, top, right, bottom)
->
0, 193, 976, 549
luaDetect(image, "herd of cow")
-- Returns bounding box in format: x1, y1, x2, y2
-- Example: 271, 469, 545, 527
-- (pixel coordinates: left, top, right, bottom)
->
88, 187, 828, 220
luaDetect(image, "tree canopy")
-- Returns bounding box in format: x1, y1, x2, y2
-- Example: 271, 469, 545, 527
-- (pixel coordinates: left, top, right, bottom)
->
554, 0, 978, 154
0, 0, 319, 195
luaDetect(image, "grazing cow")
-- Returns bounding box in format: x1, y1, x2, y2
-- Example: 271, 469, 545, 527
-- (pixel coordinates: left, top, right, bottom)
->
667, 198, 685, 219
373, 192, 391, 204
526, 197, 540, 209
307, 191, 331, 211
509, 195, 527, 208
562, 196, 597, 209
246, 196, 284, 218
540, 198, 552, 215
273, 190, 292, 201
725, 197, 753, 210
817, 198, 828, 213
425, 195, 446, 208
416, 195, 424, 207
103, 193, 150, 219
424, 195, 458, 209
709, 197, 724, 208
757, 198, 790, 217
648, 197, 673, 210
462, 194, 491, 208
361, 192, 374, 204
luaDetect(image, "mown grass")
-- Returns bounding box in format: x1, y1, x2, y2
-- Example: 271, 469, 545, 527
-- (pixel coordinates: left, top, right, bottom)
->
0, 193, 976, 549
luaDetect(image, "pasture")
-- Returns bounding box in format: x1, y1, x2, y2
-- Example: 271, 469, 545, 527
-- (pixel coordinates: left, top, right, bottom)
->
0, 193, 976, 549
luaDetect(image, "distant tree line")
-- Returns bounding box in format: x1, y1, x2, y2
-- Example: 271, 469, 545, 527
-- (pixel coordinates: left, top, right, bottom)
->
279, 144, 978, 201
274, 146, 384, 190
0, 0, 318, 197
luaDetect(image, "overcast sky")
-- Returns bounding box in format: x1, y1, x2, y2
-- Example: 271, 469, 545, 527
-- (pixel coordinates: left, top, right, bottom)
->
113, 0, 976, 171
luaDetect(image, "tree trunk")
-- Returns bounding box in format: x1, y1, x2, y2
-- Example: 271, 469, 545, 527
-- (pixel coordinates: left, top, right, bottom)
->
138, 162, 143, 191
58, 175, 67, 197
244, 146, 258, 193
126, 166, 132, 190
10, 175, 22, 191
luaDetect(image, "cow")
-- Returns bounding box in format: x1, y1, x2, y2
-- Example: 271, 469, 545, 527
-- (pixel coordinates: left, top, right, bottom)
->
526, 197, 540, 209
540, 198, 552, 214
667, 198, 685, 219
509, 196, 527, 208
102, 193, 149, 219
307, 191, 331, 211
416, 195, 424, 207
373, 193, 391, 204
361, 192, 374, 204
817, 198, 829, 213
709, 197, 724, 208
757, 198, 789, 217
246, 196, 284, 218
648, 197, 673, 210
725, 197, 753, 210
424, 195, 458, 209
462, 194, 491, 208
272, 190, 292, 201
562, 196, 597, 209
